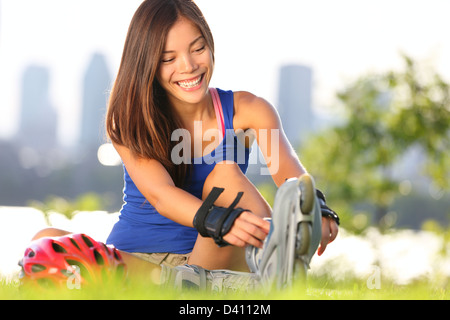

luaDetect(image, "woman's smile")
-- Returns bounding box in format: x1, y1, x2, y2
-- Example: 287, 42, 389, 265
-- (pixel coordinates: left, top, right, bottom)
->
176, 74, 205, 91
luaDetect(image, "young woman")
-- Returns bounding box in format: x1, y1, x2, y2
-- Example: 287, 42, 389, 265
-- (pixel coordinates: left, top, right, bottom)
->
30, 0, 338, 279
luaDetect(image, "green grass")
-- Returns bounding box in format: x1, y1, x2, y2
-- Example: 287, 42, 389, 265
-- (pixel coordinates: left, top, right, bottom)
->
1, 274, 448, 300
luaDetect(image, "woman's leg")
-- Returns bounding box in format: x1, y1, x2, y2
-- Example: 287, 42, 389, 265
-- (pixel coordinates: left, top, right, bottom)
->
31, 227, 71, 240
188, 161, 272, 271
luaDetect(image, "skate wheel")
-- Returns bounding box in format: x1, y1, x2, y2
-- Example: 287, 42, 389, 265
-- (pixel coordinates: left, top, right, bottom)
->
298, 174, 315, 214
296, 222, 311, 256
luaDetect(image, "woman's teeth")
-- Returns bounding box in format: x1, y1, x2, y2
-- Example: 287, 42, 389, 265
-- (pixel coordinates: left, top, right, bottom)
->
177, 75, 202, 89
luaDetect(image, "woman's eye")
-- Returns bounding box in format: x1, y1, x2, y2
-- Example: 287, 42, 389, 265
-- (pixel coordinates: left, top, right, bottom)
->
194, 45, 205, 53
162, 57, 175, 63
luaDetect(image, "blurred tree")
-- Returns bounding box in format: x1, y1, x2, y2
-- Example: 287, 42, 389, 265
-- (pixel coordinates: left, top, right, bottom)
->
299, 54, 450, 230
28, 192, 105, 225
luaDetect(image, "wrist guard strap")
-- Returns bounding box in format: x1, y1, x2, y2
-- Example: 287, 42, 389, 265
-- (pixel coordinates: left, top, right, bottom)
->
316, 189, 340, 225
193, 187, 246, 247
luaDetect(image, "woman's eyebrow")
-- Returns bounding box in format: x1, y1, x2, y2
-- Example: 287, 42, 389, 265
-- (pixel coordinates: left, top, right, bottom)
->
190, 35, 205, 47
163, 36, 205, 54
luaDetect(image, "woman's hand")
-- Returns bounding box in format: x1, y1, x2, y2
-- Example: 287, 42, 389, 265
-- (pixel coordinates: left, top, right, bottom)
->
317, 217, 339, 256
223, 211, 270, 248
223, 211, 339, 257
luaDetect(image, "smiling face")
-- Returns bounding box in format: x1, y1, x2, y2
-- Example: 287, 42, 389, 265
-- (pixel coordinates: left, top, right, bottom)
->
157, 17, 214, 107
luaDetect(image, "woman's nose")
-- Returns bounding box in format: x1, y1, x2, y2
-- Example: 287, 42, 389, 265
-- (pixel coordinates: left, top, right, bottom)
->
179, 54, 198, 74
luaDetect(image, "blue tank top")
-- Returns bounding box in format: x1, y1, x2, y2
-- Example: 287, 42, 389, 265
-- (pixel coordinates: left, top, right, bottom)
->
106, 88, 251, 254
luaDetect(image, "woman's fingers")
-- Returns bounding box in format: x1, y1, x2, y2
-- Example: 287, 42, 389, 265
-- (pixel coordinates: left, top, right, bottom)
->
223, 211, 270, 248
317, 217, 339, 256
329, 218, 339, 243
237, 211, 271, 235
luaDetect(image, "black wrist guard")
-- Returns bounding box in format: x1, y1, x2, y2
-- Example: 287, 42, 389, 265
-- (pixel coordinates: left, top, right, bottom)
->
316, 189, 340, 225
193, 187, 247, 247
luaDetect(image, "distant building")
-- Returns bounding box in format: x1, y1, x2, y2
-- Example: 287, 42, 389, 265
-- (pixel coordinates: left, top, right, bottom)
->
276, 64, 313, 147
247, 64, 314, 183
79, 53, 112, 149
17, 65, 58, 150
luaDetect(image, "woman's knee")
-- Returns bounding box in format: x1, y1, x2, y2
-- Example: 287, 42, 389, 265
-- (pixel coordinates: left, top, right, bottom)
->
31, 228, 71, 241
203, 161, 244, 196
202, 161, 271, 218
208, 160, 242, 178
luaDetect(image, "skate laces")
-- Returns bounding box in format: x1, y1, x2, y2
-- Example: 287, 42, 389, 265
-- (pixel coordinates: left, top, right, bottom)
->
245, 217, 272, 274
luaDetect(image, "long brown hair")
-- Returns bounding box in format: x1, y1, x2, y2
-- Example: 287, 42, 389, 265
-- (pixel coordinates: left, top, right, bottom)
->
106, 0, 215, 187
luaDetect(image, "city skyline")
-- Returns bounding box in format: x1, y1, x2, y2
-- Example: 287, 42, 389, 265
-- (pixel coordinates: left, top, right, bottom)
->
1, 0, 449, 146
0, 47, 317, 209
8, 53, 317, 152
11, 52, 112, 152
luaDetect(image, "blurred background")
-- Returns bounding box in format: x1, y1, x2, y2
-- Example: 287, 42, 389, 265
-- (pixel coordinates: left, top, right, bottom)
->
0, 0, 449, 286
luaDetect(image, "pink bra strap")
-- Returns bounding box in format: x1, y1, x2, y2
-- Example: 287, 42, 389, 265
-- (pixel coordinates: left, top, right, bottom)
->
210, 88, 225, 139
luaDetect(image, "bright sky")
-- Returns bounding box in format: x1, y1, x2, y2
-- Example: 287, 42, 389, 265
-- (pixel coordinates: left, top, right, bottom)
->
1, 0, 449, 146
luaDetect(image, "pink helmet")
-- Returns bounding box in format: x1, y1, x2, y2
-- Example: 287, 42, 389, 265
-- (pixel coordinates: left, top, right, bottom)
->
19, 233, 126, 288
